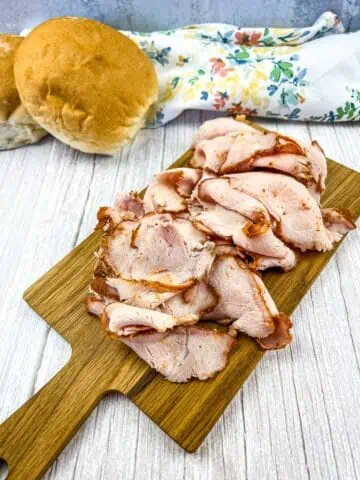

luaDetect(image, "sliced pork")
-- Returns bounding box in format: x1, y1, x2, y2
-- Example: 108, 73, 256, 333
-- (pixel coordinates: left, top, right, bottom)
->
121, 326, 235, 382
221, 130, 279, 173
244, 140, 327, 201
105, 277, 177, 309
321, 208, 356, 243
305, 141, 327, 193
160, 281, 218, 317
192, 136, 236, 171
86, 116, 356, 381
114, 191, 145, 218
85, 296, 106, 316
101, 302, 198, 336
228, 171, 347, 252
256, 313, 293, 351
189, 176, 297, 271
100, 213, 215, 291
213, 241, 298, 272
143, 168, 202, 213
204, 256, 292, 348
192, 119, 327, 200
97, 192, 144, 228
192, 116, 256, 144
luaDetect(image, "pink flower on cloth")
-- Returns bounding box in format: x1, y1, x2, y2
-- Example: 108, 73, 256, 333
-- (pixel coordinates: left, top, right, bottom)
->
210, 58, 234, 77
235, 31, 262, 46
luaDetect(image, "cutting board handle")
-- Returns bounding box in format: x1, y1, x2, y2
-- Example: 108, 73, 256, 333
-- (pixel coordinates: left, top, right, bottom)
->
0, 352, 107, 480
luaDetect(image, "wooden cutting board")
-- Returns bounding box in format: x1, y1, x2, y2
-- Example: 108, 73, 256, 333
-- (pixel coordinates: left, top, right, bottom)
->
1, 140, 359, 480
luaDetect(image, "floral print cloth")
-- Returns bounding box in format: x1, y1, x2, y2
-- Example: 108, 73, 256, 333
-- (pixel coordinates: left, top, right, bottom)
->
121, 11, 360, 126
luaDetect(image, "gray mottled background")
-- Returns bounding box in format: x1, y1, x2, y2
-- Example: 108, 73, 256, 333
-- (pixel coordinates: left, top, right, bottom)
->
0, 0, 359, 33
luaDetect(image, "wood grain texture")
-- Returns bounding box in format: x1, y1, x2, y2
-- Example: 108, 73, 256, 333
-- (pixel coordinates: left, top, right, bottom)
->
0, 118, 359, 480
0, 113, 359, 480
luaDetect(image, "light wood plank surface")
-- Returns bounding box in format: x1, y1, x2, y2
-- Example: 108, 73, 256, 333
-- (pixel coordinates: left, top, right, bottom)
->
0, 111, 359, 480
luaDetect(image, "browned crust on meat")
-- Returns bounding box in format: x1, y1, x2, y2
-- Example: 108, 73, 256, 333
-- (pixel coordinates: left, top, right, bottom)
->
118, 274, 196, 293
277, 134, 304, 155
237, 251, 260, 270
242, 211, 270, 238
256, 313, 293, 350
242, 220, 269, 238
96, 207, 113, 229
143, 277, 196, 292
250, 164, 315, 189
130, 224, 141, 248
323, 207, 356, 229
91, 277, 120, 300
85, 296, 103, 316
93, 256, 117, 279
100, 311, 115, 337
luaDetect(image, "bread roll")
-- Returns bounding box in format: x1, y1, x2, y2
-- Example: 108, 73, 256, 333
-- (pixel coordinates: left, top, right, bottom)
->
0, 34, 47, 151
14, 17, 159, 155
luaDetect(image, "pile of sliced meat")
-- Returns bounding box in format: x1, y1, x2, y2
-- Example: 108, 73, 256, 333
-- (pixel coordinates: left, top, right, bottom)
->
86, 117, 356, 383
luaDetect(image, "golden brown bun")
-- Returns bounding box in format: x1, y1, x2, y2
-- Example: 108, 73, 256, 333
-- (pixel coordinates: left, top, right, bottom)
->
14, 17, 159, 154
0, 34, 23, 121
0, 34, 47, 150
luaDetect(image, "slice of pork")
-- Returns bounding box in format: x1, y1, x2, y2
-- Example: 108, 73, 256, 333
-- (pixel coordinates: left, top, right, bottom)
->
114, 192, 145, 218
221, 130, 279, 173
192, 120, 327, 201
97, 192, 144, 228
106, 277, 177, 309
85, 296, 106, 316
192, 136, 236, 171
321, 208, 356, 243
214, 242, 298, 272
160, 281, 218, 317
121, 326, 235, 382
102, 213, 215, 291
194, 128, 303, 175
189, 177, 297, 271
143, 168, 202, 213
101, 302, 198, 336
250, 140, 327, 201
192, 117, 256, 144
204, 256, 292, 348
227, 171, 349, 252
256, 313, 293, 351
305, 140, 327, 194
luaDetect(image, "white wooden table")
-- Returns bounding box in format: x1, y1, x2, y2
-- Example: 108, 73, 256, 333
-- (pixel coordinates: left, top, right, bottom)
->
0, 111, 359, 480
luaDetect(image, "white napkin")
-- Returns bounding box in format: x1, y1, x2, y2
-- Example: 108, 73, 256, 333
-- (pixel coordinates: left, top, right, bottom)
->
121, 11, 360, 126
